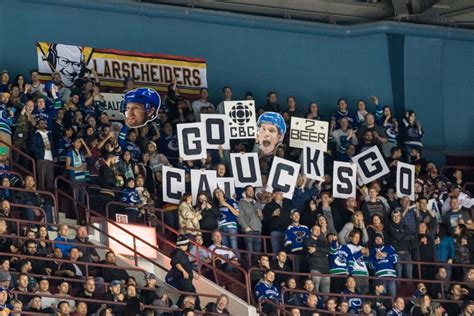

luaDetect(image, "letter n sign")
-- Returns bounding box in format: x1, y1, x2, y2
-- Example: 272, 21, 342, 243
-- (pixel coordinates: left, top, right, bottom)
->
396, 161, 415, 201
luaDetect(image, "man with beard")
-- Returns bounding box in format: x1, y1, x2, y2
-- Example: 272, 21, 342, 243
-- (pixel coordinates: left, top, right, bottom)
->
97, 152, 120, 215
121, 88, 160, 128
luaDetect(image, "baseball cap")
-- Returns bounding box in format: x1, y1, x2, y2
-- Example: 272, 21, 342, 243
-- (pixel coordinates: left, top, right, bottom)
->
0, 271, 11, 282
0, 70, 8, 76
290, 209, 301, 215
145, 273, 156, 280
110, 280, 121, 286
176, 235, 189, 247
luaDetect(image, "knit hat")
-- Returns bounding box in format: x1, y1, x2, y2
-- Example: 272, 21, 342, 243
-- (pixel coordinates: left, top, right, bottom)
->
176, 235, 189, 247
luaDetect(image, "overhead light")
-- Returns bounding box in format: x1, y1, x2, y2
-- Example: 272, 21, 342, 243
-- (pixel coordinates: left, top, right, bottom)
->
433, 0, 452, 9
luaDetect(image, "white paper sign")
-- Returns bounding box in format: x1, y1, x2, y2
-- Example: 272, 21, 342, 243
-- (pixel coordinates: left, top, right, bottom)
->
266, 157, 301, 199
162, 166, 186, 204
102, 93, 125, 121
224, 100, 257, 139
177, 122, 206, 161
230, 152, 262, 188
201, 114, 231, 150
302, 144, 324, 181
351, 146, 389, 184
216, 177, 236, 200
191, 169, 217, 205
289, 117, 329, 151
332, 161, 357, 199
397, 161, 415, 201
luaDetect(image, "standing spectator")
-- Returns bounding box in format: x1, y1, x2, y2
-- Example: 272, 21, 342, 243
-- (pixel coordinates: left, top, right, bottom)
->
65, 138, 91, 205
434, 224, 455, 279
12, 100, 34, 162
263, 91, 280, 112
338, 211, 369, 245
213, 188, 239, 252
386, 209, 414, 280
331, 98, 357, 129
442, 197, 472, 235
330, 117, 358, 157
0, 93, 13, 152
170, 236, 200, 309
304, 224, 330, 293
237, 185, 263, 255
369, 234, 398, 297
263, 191, 291, 254
362, 188, 389, 226
346, 230, 370, 294
328, 234, 353, 294
196, 192, 218, 246
306, 102, 320, 120
398, 197, 417, 235
356, 100, 368, 126
401, 110, 423, 156
178, 193, 202, 237
215, 86, 232, 114
192, 88, 213, 121
284, 209, 309, 272
29, 118, 56, 191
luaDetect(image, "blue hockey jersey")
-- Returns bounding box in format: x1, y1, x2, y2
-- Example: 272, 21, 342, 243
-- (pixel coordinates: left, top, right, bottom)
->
329, 241, 354, 275
342, 288, 362, 312
218, 199, 239, 230
284, 224, 310, 253
369, 245, 398, 278
254, 280, 280, 302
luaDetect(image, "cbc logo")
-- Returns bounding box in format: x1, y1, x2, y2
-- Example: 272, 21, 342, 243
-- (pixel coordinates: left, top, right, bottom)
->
229, 102, 253, 125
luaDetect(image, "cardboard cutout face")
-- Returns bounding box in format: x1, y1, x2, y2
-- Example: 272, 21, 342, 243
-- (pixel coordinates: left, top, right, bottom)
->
121, 88, 161, 128
50, 44, 84, 87
256, 111, 286, 156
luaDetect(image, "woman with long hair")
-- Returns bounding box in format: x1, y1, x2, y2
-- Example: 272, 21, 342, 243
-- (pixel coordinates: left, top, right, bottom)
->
116, 151, 136, 180
453, 224, 471, 281
410, 294, 434, 316
366, 214, 384, 249
306, 102, 321, 120
196, 192, 219, 246
338, 211, 369, 245
178, 193, 202, 237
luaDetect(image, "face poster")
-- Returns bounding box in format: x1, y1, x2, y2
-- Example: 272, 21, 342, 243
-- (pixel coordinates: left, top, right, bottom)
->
256, 111, 286, 156
121, 88, 161, 128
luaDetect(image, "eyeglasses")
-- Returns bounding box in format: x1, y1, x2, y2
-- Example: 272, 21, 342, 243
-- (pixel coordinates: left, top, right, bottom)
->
57, 56, 82, 70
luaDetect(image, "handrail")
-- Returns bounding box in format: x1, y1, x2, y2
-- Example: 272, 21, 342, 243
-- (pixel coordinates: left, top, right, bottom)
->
8, 202, 47, 223
0, 185, 59, 223
0, 170, 24, 182
88, 207, 252, 303
247, 267, 473, 302
0, 139, 37, 182
54, 175, 90, 222
104, 200, 165, 227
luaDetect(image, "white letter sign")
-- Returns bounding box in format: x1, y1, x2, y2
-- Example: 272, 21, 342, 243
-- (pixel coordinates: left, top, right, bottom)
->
216, 177, 236, 200
396, 161, 415, 201
177, 123, 206, 161
201, 114, 230, 150
266, 157, 300, 199
162, 166, 185, 204
302, 144, 324, 181
289, 117, 329, 152
191, 169, 217, 205
230, 152, 262, 188
351, 146, 389, 184
332, 161, 357, 199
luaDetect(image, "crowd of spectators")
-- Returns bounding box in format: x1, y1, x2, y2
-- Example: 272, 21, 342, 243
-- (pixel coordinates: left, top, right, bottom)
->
0, 65, 472, 316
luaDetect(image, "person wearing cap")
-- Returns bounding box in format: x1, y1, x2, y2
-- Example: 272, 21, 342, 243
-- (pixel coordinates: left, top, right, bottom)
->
368, 233, 398, 297
255, 111, 286, 156
141, 273, 160, 306
104, 280, 125, 315
170, 236, 200, 309
284, 209, 309, 272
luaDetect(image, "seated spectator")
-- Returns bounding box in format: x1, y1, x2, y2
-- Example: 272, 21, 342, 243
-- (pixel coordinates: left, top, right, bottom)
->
51, 280, 75, 310
250, 255, 270, 289
254, 269, 280, 315
14, 273, 30, 305
36, 225, 53, 256
461, 301, 474, 316
282, 277, 301, 306
151, 287, 174, 316
444, 283, 468, 316
0, 200, 14, 234
301, 293, 318, 316
104, 280, 125, 316
325, 297, 338, 315
99, 251, 129, 283
25, 296, 55, 314
204, 294, 230, 315
10, 299, 22, 316
61, 247, 85, 282
73, 226, 100, 263
57, 301, 72, 316
54, 224, 74, 256
76, 277, 101, 316
73, 301, 88, 316
270, 251, 292, 288
342, 276, 362, 314
208, 230, 240, 272
22, 239, 46, 274
338, 300, 350, 315
369, 280, 389, 316
387, 296, 407, 316
124, 284, 141, 316
120, 178, 142, 223
359, 301, 376, 316
35, 278, 56, 311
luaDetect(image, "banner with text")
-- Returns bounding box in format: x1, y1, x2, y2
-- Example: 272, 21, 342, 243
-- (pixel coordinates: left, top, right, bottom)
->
36, 42, 207, 95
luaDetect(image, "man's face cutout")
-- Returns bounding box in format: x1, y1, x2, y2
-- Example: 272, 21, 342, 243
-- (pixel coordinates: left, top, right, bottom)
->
122, 88, 161, 128
54, 44, 83, 87
256, 122, 283, 156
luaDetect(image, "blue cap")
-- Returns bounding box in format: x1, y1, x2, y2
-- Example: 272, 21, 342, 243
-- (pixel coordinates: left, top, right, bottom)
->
257, 111, 286, 135
110, 280, 121, 286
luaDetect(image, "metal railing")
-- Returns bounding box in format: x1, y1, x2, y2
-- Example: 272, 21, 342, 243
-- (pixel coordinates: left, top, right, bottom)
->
0, 139, 37, 182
